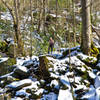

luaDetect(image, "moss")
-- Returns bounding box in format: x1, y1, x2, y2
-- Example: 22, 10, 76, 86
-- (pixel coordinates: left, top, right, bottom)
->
0, 41, 8, 52
6, 58, 16, 66
38, 56, 51, 81
84, 57, 97, 65
6, 44, 14, 57
90, 42, 99, 57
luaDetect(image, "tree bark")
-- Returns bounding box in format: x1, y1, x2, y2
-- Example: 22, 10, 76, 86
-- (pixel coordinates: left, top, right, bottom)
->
81, 0, 92, 55
14, 0, 23, 55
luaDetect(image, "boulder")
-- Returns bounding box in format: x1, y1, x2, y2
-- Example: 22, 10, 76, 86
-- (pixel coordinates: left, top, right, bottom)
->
5, 79, 32, 91
77, 53, 97, 66
38, 55, 51, 80
13, 65, 29, 78
22, 60, 34, 68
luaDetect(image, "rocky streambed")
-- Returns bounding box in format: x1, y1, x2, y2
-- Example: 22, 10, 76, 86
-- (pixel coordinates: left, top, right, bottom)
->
0, 46, 100, 100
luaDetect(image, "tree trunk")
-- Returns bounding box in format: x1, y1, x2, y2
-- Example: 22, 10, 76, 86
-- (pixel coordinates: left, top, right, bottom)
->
29, 0, 33, 59
14, 0, 23, 55
81, 0, 92, 55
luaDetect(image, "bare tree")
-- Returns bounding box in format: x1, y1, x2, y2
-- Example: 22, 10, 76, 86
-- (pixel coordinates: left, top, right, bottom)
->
1, 0, 24, 55
81, 0, 92, 55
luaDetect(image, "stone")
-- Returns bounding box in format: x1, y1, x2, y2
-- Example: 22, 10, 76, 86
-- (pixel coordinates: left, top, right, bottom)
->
38, 55, 51, 80
14, 65, 29, 78
5, 79, 32, 91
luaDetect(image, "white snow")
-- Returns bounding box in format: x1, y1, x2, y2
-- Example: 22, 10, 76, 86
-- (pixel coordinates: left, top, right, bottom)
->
35, 88, 44, 95
60, 74, 71, 90
0, 57, 9, 63
81, 85, 96, 100
95, 76, 100, 89
77, 53, 97, 62
16, 65, 28, 73
88, 71, 96, 79
6, 79, 32, 89
16, 89, 30, 97
41, 92, 57, 100
11, 97, 23, 100
58, 89, 73, 100
50, 80, 59, 89
16, 56, 38, 66
1, 12, 12, 20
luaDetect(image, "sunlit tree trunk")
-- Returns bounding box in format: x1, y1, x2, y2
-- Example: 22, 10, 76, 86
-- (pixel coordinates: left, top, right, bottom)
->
37, 0, 42, 33
81, 0, 92, 55
43, 0, 46, 35
72, 0, 76, 46
29, 0, 33, 59
14, 0, 23, 55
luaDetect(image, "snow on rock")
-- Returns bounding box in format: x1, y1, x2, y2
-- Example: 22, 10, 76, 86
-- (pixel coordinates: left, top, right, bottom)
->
81, 85, 96, 100
58, 89, 73, 100
60, 74, 71, 90
14, 65, 29, 77
96, 63, 100, 69
50, 80, 59, 89
95, 87, 100, 100
88, 71, 96, 79
0, 72, 13, 80
60, 56, 85, 67
77, 53, 97, 64
5, 79, 32, 91
22, 60, 34, 68
22, 58, 39, 68
16, 56, 38, 66
1, 12, 12, 20
95, 76, 100, 89
41, 92, 57, 100
11, 97, 23, 100
0, 57, 9, 63
15, 89, 30, 98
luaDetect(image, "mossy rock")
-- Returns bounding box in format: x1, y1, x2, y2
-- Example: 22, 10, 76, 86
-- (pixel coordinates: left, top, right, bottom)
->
0, 58, 16, 75
90, 42, 99, 57
38, 55, 52, 81
7, 44, 14, 57
74, 65, 88, 77
77, 54, 97, 67
0, 41, 8, 52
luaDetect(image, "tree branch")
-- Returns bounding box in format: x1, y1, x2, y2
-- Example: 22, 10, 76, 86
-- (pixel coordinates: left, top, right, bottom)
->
1, 0, 16, 25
